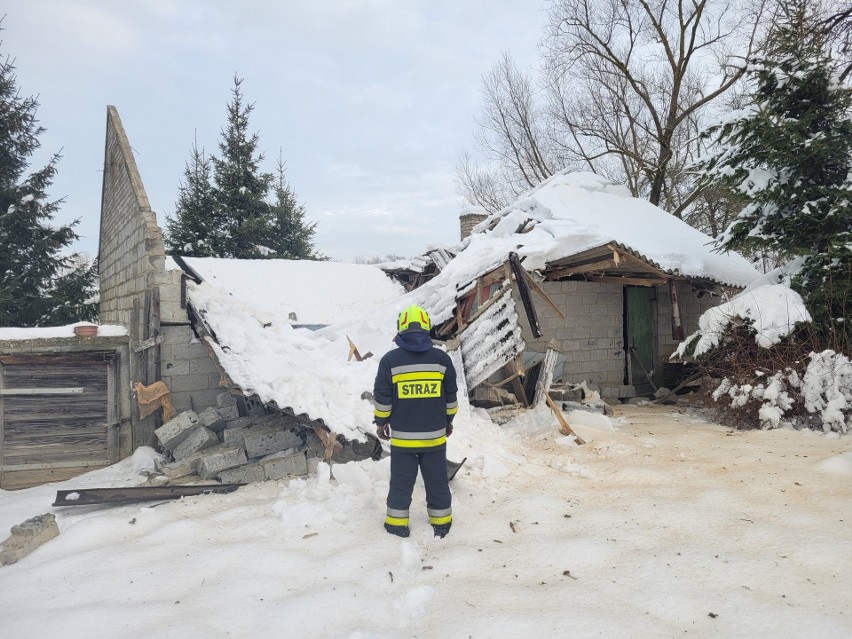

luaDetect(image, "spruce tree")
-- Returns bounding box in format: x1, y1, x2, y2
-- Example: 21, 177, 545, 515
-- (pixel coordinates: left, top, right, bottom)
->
0, 44, 97, 326
211, 76, 273, 258
267, 152, 321, 260
698, 0, 852, 349
165, 138, 218, 256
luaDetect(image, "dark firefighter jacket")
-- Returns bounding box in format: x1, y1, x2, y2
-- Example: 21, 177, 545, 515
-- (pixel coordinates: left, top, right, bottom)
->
373, 331, 458, 451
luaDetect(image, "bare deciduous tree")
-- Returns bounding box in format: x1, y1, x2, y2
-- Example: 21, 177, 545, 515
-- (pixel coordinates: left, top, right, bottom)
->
820, 3, 852, 81
457, 52, 558, 212
460, 0, 769, 222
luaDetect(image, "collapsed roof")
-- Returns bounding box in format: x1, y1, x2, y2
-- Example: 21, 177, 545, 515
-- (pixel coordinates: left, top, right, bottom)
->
176, 171, 760, 440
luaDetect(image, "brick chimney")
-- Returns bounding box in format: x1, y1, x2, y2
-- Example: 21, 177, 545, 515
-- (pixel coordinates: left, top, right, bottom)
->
459, 207, 489, 240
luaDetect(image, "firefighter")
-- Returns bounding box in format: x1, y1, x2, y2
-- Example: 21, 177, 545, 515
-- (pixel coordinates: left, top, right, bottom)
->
372, 304, 458, 538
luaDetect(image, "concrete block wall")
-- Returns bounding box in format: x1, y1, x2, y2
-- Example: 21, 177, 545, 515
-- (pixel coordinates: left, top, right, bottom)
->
160, 324, 223, 414
98, 106, 167, 337
515, 279, 626, 387
98, 105, 168, 449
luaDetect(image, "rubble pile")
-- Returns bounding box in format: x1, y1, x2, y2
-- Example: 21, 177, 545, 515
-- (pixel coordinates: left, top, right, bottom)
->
148, 393, 380, 485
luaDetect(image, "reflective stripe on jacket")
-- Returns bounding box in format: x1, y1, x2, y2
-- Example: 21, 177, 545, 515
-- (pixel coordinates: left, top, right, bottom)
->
373, 342, 458, 451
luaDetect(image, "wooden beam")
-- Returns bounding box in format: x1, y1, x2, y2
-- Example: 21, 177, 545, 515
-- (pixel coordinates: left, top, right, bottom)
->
587, 275, 668, 286
506, 355, 529, 407
133, 335, 164, 352
538, 383, 586, 444
607, 244, 670, 279
509, 252, 542, 338
521, 271, 565, 319
548, 257, 620, 279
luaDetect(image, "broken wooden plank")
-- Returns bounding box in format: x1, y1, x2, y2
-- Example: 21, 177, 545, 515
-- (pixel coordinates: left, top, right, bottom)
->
447, 457, 467, 481
521, 270, 565, 320
532, 340, 560, 405
538, 383, 586, 444
52, 484, 243, 507
346, 335, 373, 362
509, 252, 542, 338
133, 334, 165, 353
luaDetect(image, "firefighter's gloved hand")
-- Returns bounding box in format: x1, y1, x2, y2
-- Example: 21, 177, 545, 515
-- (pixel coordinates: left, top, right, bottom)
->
376, 422, 390, 440
445, 423, 454, 438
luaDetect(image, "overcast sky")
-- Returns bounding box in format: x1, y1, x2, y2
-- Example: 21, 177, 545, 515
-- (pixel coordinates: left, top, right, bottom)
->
4, 1, 547, 262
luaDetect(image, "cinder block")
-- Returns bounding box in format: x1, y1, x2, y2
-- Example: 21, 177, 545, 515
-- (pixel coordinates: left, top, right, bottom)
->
261, 451, 308, 480
602, 385, 636, 399
0, 514, 60, 566
198, 406, 226, 433
217, 392, 238, 408
190, 357, 216, 374
222, 427, 248, 450
162, 360, 190, 376
244, 428, 303, 458
172, 425, 219, 460
218, 464, 265, 484
307, 456, 321, 475
170, 374, 212, 393
158, 455, 202, 480
217, 404, 240, 420
198, 447, 247, 480
154, 411, 200, 450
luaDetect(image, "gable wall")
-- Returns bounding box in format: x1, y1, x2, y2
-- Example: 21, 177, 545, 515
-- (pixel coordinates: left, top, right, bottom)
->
99, 107, 166, 334
98, 106, 167, 447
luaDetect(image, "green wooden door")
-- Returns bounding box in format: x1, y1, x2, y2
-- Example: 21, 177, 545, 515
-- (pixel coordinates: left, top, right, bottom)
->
625, 286, 657, 394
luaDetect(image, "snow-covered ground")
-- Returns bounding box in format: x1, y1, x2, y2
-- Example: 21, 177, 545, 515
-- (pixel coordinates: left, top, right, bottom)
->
1, 404, 850, 638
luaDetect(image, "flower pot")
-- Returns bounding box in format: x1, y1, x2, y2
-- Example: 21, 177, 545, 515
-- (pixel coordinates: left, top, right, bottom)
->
73, 325, 98, 337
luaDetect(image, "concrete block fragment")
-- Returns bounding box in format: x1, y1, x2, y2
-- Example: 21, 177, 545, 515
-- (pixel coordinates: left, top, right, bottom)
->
0, 514, 60, 567
261, 451, 308, 480
602, 385, 636, 399
198, 406, 226, 433
172, 425, 219, 460
307, 456, 321, 475
154, 411, 200, 451
159, 454, 204, 480
198, 447, 247, 480
218, 464, 265, 484
244, 428, 303, 458
216, 392, 238, 408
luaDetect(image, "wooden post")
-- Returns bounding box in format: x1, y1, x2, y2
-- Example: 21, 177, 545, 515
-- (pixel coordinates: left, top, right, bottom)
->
533, 340, 560, 405
669, 280, 685, 341
506, 355, 529, 407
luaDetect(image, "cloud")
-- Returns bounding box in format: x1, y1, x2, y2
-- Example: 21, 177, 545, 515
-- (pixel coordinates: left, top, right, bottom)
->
3, 0, 546, 263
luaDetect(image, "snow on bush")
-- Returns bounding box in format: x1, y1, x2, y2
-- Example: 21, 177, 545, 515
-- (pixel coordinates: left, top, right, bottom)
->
677, 282, 851, 433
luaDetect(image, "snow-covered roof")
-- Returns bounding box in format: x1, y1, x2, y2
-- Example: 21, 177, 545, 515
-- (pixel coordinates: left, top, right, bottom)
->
473, 171, 760, 288
176, 257, 406, 326
182, 172, 761, 439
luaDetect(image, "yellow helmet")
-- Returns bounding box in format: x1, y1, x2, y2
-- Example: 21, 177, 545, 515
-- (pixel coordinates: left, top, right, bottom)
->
397, 304, 431, 334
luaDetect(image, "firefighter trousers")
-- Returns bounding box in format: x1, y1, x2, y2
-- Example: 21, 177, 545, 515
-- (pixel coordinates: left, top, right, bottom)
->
386, 447, 451, 525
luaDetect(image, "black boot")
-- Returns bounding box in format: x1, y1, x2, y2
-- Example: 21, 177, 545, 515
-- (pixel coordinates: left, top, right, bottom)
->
384, 523, 410, 538
432, 522, 451, 538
